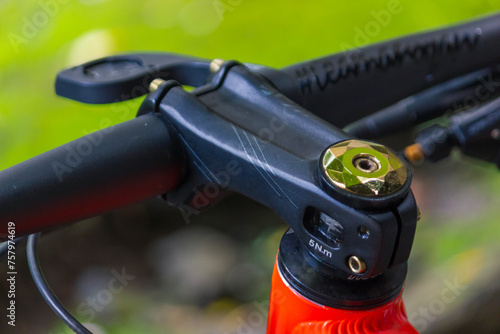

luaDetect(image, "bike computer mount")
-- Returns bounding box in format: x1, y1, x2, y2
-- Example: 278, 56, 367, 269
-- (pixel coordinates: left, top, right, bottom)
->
55, 53, 418, 308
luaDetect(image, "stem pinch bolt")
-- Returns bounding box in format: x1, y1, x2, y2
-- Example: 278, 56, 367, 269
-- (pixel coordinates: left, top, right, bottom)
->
321, 140, 407, 196
348, 256, 367, 274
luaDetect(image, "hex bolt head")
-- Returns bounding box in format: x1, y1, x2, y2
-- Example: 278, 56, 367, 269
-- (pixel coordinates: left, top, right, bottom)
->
149, 78, 166, 93
321, 140, 407, 196
209, 58, 225, 73
348, 255, 367, 274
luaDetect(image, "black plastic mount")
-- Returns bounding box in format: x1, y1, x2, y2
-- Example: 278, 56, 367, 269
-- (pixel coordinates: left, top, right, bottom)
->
55, 53, 211, 104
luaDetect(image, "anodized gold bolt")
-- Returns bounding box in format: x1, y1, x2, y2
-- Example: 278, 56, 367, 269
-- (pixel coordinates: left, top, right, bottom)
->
321, 140, 407, 196
348, 255, 367, 274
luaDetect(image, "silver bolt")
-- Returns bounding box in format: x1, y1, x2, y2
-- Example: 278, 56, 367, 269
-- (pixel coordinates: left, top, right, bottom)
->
352, 154, 381, 173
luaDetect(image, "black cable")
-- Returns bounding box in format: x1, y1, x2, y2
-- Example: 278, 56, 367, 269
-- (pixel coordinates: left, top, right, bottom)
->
344, 67, 500, 139
411, 95, 500, 166
27, 233, 92, 334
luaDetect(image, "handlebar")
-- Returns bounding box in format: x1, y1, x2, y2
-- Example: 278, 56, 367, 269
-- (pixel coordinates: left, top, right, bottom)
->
0, 113, 185, 240
262, 12, 500, 128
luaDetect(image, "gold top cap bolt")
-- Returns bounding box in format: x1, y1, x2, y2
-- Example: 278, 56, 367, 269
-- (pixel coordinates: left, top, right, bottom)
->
321, 140, 407, 196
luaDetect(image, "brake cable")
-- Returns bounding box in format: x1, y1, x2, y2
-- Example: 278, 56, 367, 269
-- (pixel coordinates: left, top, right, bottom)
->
26, 233, 92, 334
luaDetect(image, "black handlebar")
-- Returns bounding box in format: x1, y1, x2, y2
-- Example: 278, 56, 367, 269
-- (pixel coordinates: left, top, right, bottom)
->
0, 113, 185, 239
263, 12, 500, 128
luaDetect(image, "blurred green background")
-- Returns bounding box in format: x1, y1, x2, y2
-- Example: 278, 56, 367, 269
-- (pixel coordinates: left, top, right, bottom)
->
1, 0, 500, 333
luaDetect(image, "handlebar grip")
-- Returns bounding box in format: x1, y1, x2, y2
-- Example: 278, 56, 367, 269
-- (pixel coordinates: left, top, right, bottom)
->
0, 113, 185, 240
273, 12, 500, 127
